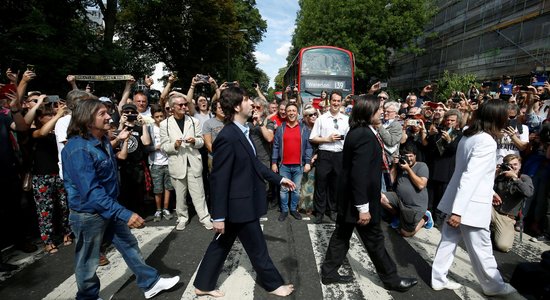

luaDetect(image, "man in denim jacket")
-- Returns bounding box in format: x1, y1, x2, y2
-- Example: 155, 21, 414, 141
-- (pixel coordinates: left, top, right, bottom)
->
62, 99, 178, 300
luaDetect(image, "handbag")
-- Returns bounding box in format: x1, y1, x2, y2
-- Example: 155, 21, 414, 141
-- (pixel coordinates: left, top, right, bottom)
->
22, 172, 32, 192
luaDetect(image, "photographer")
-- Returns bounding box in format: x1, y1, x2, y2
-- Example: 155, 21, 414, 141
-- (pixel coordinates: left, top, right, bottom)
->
117, 103, 151, 215
400, 107, 428, 163
426, 109, 463, 226
491, 154, 534, 252
381, 144, 432, 237
496, 103, 529, 164
379, 101, 403, 171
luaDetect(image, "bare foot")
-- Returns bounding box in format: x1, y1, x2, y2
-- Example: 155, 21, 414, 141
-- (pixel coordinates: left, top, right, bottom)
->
195, 288, 225, 297
269, 284, 294, 297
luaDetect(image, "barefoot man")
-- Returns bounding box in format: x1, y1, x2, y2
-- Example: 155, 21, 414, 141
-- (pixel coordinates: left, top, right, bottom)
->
193, 86, 296, 297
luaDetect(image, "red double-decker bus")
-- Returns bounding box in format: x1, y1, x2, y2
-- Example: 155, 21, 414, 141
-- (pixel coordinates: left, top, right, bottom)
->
283, 46, 355, 107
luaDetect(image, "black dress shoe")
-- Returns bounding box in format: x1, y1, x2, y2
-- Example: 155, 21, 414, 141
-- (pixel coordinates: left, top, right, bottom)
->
290, 211, 302, 220
278, 212, 288, 222
385, 278, 418, 292
321, 275, 354, 285
314, 215, 324, 224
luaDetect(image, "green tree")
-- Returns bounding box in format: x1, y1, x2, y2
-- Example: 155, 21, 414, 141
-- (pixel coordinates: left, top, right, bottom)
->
435, 70, 477, 102
288, 0, 436, 93
117, 0, 267, 92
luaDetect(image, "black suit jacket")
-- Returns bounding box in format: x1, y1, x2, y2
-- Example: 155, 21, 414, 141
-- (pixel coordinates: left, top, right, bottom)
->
337, 126, 383, 224
210, 122, 282, 223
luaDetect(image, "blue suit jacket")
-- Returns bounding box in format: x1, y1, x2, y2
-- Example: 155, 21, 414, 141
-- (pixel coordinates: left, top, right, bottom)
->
210, 122, 282, 223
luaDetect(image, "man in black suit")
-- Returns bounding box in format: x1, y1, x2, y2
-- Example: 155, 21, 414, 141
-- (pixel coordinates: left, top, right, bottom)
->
320, 95, 418, 292
193, 86, 296, 297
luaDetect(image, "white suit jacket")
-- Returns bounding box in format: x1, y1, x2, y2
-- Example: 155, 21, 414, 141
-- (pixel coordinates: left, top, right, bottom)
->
437, 132, 497, 228
159, 115, 204, 179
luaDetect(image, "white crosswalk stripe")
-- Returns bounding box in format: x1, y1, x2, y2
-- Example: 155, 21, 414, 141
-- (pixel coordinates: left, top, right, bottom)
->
44, 226, 173, 300
180, 226, 264, 300
308, 224, 393, 300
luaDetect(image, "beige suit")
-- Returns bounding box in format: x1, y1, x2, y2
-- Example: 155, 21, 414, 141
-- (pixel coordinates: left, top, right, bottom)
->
160, 115, 211, 228
432, 132, 507, 294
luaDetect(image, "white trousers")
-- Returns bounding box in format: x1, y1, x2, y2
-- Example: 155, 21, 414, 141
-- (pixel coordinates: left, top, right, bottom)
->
431, 222, 506, 293
171, 174, 211, 226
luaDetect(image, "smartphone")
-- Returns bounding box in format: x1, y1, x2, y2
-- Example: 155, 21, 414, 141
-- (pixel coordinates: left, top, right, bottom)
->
26, 64, 35, 72
380, 82, 388, 88
46, 95, 60, 102
9, 59, 22, 73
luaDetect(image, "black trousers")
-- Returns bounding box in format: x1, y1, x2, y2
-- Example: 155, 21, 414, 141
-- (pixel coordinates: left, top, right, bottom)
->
314, 150, 343, 216
194, 219, 284, 292
321, 221, 400, 286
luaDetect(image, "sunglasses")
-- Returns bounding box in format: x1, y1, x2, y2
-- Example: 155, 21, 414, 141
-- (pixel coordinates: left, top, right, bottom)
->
509, 115, 517, 119
378, 96, 388, 100
333, 118, 339, 129
306, 113, 318, 117
174, 103, 188, 107
253, 105, 262, 109
165, 107, 171, 111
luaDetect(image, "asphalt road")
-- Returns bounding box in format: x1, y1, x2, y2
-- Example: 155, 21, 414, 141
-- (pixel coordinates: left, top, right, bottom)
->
1, 208, 548, 300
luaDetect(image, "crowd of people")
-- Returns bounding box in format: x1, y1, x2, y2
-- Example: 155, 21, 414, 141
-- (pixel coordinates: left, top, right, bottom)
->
1, 67, 550, 297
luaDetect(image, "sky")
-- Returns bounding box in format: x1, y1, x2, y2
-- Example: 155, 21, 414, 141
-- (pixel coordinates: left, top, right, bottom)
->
254, 0, 300, 88
152, 0, 299, 90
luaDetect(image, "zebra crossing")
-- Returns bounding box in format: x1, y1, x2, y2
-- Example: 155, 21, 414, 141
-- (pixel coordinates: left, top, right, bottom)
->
0, 212, 548, 300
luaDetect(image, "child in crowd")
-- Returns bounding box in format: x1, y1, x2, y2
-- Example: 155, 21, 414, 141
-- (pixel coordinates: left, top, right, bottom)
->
149, 104, 174, 221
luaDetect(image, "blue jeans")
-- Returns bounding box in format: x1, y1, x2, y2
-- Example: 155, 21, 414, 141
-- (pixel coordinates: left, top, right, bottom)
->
279, 164, 303, 212
69, 211, 159, 300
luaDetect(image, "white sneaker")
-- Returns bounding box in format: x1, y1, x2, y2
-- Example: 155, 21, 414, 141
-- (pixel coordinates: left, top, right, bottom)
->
432, 280, 461, 291
144, 276, 180, 299
176, 221, 186, 231
153, 210, 162, 222
203, 221, 213, 230
484, 283, 517, 296
162, 209, 172, 220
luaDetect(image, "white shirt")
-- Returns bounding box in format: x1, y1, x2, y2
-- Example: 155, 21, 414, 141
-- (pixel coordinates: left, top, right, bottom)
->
54, 115, 71, 180
309, 111, 349, 152
495, 124, 529, 164
149, 125, 169, 166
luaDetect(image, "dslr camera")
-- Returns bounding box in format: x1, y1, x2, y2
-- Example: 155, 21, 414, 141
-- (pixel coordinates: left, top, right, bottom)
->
399, 155, 410, 165
500, 163, 512, 172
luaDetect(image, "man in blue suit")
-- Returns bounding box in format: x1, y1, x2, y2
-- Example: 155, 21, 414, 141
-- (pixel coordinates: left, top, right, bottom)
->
193, 86, 296, 297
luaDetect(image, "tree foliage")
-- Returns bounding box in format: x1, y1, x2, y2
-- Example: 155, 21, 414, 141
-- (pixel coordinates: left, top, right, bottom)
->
117, 0, 268, 92
435, 70, 477, 102
289, 0, 436, 93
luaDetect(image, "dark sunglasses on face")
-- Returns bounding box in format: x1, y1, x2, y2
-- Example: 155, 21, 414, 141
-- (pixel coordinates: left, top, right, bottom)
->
175, 103, 188, 107
165, 107, 171, 111
306, 113, 318, 117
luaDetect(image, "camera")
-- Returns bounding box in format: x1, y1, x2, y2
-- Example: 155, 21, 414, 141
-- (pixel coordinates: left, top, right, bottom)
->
406, 119, 419, 127
126, 114, 138, 121
26, 64, 35, 72
399, 155, 410, 165
500, 163, 512, 172
45, 95, 60, 102
253, 83, 258, 89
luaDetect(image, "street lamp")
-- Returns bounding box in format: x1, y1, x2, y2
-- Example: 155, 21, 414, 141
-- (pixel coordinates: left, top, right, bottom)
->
227, 29, 248, 81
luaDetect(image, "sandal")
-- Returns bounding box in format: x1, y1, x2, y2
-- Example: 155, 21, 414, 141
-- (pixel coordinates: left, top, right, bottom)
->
44, 244, 58, 254
63, 235, 73, 246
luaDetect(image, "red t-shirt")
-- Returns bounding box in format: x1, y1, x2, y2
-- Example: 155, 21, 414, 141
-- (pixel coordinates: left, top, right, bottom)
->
282, 124, 301, 165
270, 114, 285, 127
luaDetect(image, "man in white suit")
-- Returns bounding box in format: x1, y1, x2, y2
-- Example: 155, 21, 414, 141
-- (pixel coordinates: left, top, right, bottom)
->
160, 93, 213, 231
431, 100, 517, 296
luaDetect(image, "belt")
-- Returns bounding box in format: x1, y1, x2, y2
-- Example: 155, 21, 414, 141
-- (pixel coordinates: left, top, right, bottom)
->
497, 210, 516, 220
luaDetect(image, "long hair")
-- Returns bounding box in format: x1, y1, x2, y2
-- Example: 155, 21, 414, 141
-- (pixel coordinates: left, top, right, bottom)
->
67, 99, 106, 139
463, 99, 508, 138
349, 94, 379, 129
220, 86, 246, 124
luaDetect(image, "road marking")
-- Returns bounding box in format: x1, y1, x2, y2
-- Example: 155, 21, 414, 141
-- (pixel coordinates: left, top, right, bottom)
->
308, 224, 392, 300
44, 226, 173, 300
180, 225, 264, 299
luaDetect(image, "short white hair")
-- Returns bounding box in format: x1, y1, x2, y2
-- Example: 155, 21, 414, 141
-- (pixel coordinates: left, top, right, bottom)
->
383, 101, 400, 111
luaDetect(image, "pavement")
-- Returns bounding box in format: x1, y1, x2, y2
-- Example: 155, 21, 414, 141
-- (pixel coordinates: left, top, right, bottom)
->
0, 208, 548, 300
